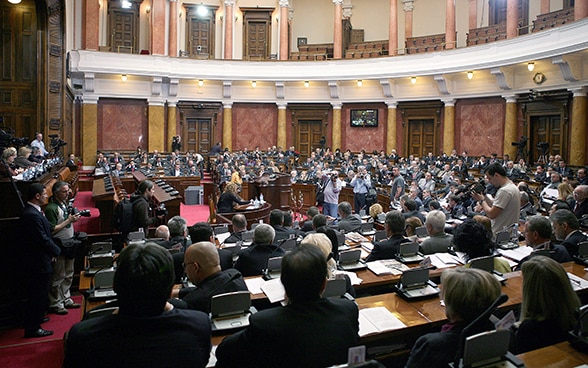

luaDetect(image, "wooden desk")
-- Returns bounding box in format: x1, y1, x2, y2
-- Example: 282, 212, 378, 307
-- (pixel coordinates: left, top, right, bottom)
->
216, 203, 272, 229
133, 172, 182, 218
518, 342, 588, 367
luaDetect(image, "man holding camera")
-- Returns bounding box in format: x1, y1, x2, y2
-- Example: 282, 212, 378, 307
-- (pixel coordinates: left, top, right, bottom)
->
350, 166, 371, 214
321, 170, 344, 218
45, 181, 81, 315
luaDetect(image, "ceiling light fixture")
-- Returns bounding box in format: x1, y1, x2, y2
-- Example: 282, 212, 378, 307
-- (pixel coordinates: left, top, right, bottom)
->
410, 76, 417, 85
121, 74, 127, 82
8, 0, 22, 4
197, 3, 209, 17
527, 62, 535, 72
357, 80, 363, 87
198, 79, 204, 86
304, 81, 309, 88
467, 71, 474, 80
251, 81, 257, 88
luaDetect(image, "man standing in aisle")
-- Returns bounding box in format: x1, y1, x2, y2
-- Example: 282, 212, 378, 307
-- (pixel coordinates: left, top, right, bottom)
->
45, 181, 81, 315
20, 183, 61, 337
30, 132, 49, 156
349, 165, 371, 214
472, 163, 520, 235
321, 170, 344, 218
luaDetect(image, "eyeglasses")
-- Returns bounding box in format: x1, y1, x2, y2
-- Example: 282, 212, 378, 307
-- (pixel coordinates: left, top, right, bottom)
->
182, 261, 197, 269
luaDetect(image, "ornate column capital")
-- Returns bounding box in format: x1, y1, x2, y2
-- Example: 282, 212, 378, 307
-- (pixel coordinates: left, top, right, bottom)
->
331, 102, 342, 109
570, 87, 588, 97
279, 0, 289, 8
403, 0, 414, 12
224, 0, 235, 6
333, 0, 343, 5
502, 95, 517, 104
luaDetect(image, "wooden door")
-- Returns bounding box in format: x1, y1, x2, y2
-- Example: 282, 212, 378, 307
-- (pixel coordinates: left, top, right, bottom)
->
296, 120, 323, 160
530, 115, 562, 164
108, 1, 139, 53
188, 18, 211, 56
184, 118, 212, 154
247, 22, 267, 59
0, 2, 38, 142
407, 119, 435, 158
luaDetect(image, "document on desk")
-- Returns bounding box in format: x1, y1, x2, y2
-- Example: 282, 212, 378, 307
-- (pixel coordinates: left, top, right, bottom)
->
567, 273, 588, 291
261, 278, 286, 303
206, 346, 217, 368
245, 277, 265, 294
498, 246, 533, 262
429, 253, 465, 269
335, 270, 363, 285
366, 260, 409, 276
216, 232, 231, 244
359, 307, 407, 337
346, 232, 370, 243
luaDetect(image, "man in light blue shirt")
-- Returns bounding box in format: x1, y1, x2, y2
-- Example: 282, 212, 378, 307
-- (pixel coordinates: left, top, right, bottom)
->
349, 165, 371, 214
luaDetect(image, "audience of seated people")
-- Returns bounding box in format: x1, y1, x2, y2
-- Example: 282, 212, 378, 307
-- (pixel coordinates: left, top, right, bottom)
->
234, 224, 285, 277
365, 211, 412, 262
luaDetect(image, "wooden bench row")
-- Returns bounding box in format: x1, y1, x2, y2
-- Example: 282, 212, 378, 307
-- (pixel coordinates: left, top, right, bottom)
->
532, 8, 575, 32
405, 33, 447, 54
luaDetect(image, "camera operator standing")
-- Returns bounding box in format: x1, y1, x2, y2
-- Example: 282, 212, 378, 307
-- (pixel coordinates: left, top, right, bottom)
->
321, 170, 344, 218
350, 166, 371, 214
30, 132, 49, 156
45, 181, 81, 314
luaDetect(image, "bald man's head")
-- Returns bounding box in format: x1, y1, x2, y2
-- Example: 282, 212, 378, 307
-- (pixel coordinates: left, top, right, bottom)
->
154, 225, 170, 240
184, 241, 221, 284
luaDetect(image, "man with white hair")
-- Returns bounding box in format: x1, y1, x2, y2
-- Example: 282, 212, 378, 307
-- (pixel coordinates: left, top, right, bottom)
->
419, 210, 453, 255
571, 185, 588, 219
234, 224, 284, 277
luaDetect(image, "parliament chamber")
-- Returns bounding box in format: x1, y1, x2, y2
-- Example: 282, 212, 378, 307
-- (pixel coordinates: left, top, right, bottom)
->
1, 0, 588, 366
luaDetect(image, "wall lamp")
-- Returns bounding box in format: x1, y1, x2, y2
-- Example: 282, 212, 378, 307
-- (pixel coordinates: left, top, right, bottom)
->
467, 71, 474, 80
410, 76, 417, 84
527, 62, 535, 72
198, 79, 204, 86
304, 81, 309, 88
356, 80, 363, 87
251, 81, 257, 88
121, 74, 127, 82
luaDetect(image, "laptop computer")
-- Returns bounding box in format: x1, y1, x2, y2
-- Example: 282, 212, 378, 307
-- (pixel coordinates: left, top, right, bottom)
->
468, 255, 506, 283
210, 291, 256, 331
396, 268, 440, 299
360, 222, 376, 236
396, 242, 425, 263
86, 254, 115, 275
495, 230, 518, 250
338, 249, 367, 271
91, 269, 117, 299
263, 256, 283, 280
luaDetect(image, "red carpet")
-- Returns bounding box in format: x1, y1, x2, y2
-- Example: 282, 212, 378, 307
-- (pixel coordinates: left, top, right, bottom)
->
0, 295, 83, 368
180, 203, 210, 226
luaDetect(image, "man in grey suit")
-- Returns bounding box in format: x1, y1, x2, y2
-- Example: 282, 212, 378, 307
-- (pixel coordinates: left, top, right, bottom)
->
335, 201, 362, 233
420, 210, 453, 255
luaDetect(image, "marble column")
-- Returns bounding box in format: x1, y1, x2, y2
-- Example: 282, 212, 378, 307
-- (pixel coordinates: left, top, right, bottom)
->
540, 0, 550, 15
576, 0, 588, 20
503, 96, 518, 159
333, 0, 343, 59
277, 104, 287, 149
224, 0, 235, 59
223, 103, 233, 151
389, 0, 398, 56
386, 102, 398, 154
443, 100, 455, 155
403, 0, 414, 39
148, 101, 166, 152
279, 0, 289, 60
82, 0, 99, 51
445, 0, 456, 50
468, 0, 477, 31
169, 0, 178, 57
569, 89, 587, 166
506, 0, 519, 39
167, 102, 177, 151
81, 97, 98, 166
332, 103, 342, 150
151, 0, 166, 55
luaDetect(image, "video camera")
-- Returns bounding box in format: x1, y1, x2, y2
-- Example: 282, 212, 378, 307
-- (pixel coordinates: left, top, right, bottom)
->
69, 206, 91, 217
0, 127, 29, 150
155, 203, 168, 217
511, 136, 528, 148
537, 142, 549, 155
49, 134, 67, 153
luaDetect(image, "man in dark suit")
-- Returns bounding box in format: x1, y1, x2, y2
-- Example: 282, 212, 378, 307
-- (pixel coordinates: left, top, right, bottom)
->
172, 241, 247, 313
518, 215, 571, 267
335, 201, 362, 233
190, 222, 233, 270
365, 210, 411, 262
20, 183, 61, 338
269, 209, 296, 242
234, 224, 284, 277
571, 185, 588, 219
216, 244, 359, 368
223, 214, 251, 244
551, 209, 588, 257
64, 243, 211, 368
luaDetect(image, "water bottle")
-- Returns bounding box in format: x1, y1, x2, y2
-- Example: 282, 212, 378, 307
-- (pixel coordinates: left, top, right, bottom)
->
511, 223, 519, 244
259, 193, 265, 204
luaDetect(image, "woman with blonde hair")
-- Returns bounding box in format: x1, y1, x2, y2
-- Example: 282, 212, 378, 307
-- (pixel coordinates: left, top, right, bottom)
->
558, 182, 573, 203
405, 268, 501, 367
300, 233, 355, 297
368, 203, 383, 222
217, 182, 249, 214
515, 256, 580, 353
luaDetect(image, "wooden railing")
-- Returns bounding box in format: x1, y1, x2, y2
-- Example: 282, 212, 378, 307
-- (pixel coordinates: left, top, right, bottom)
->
405, 33, 447, 54
466, 23, 507, 46
533, 8, 575, 32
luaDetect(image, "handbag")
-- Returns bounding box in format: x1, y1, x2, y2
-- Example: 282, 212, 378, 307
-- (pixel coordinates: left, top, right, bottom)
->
55, 237, 82, 259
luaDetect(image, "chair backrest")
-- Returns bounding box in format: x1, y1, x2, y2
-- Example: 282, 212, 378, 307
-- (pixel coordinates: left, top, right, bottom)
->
322, 278, 347, 298
210, 290, 251, 317
468, 255, 495, 273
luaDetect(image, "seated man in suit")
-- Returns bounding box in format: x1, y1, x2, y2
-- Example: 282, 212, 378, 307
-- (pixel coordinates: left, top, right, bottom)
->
300, 206, 320, 233
335, 201, 362, 233
550, 209, 588, 257
269, 209, 297, 242
171, 241, 247, 313
365, 210, 412, 262
190, 222, 233, 270
64, 243, 211, 368
234, 224, 285, 277
518, 215, 571, 267
216, 244, 359, 368
571, 185, 588, 219
223, 214, 251, 244
420, 210, 453, 255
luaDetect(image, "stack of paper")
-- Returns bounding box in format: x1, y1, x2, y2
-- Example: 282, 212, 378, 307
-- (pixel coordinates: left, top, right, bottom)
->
366, 260, 409, 276
428, 253, 465, 269
260, 278, 286, 303
567, 273, 588, 291
346, 232, 369, 243
359, 307, 407, 337
498, 246, 533, 262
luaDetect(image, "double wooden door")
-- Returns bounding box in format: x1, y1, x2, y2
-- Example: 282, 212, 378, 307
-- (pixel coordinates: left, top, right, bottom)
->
407, 119, 436, 158
108, 0, 140, 53
529, 114, 562, 164
183, 118, 212, 154
296, 120, 324, 160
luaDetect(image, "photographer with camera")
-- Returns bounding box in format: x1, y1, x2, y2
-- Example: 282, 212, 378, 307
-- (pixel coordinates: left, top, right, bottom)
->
349, 165, 371, 214
131, 179, 166, 235
320, 170, 344, 218
45, 181, 82, 314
